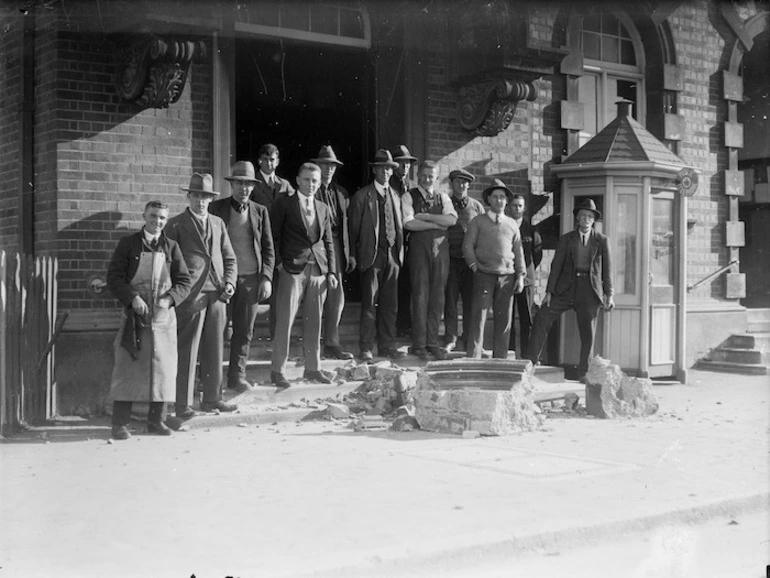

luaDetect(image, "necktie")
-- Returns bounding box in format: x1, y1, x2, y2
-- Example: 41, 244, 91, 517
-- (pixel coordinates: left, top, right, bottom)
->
150, 239, 158, 251
303, 197, 315, 228
383, 189, 396, 247
582, 233, 588, 246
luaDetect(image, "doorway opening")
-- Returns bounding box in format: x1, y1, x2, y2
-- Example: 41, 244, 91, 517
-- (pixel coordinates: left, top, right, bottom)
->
234, 38, 374, 194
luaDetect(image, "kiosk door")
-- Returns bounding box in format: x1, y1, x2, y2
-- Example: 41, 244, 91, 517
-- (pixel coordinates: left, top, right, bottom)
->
648, 191, 678, 377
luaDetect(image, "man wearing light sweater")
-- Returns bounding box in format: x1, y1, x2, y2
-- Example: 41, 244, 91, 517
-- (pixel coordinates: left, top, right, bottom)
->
462, 179, 526, 359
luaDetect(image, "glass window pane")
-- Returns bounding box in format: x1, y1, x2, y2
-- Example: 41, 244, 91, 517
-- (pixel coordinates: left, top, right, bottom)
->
310, 4, 337, 35
280, 5, 309, 31
651, 198, 674, 286
602, 12, 618, 35
620, 39, 636, 65
583, 31, 601, 60
340, 8, 365, 39
602, 35, 619, 63
584, 14, 601, 33
615, 194, 638, 295
250, 2, 279, 27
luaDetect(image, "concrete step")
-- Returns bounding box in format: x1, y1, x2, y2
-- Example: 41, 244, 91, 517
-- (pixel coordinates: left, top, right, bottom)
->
747, 307, 770, 333
694, 359, 768, 376
709, 347, 763, 365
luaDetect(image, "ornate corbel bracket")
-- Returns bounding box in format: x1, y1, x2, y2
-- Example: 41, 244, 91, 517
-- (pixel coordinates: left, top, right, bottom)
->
458, 79, 537, 137
115, 34, 207, 110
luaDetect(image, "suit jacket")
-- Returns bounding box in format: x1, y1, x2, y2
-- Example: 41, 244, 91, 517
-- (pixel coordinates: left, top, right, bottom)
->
348, 182, 405, 271
547, 229, 613, 302
249, 173, 295, 210
315, 182, 351, 268
389, 174, 411, 197
165, 209, 238, 302
106, 231, 192, 308
208, 197, 276, 281
271, 192, 336, 275
518, 218, 543, 288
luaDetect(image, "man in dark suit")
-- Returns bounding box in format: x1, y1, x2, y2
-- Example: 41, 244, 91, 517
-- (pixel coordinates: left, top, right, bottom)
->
209, 161, 275, 393
166, 173, 239, 418
348, 149, 406, 362
390, 145, 417, 338
312, 145, 354, 361
528, 198, 615, 381
250, 143, 295, 339
249, 143, 295, 210
506, 193, 542, 358
270, 162, 338, 388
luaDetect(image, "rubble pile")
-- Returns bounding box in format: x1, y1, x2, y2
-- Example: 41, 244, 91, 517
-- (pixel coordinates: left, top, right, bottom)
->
584, 356, 659, 418
412, 359, 545, 436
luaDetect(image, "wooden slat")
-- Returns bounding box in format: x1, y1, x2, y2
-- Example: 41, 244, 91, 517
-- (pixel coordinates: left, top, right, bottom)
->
0, 251, 6, 433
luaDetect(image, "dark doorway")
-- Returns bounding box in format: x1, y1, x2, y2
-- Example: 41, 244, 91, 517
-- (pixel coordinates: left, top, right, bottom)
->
235, 38, 373, 194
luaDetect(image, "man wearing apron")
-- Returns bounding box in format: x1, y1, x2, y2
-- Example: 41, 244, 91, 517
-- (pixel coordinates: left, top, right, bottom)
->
401, 160, 457, 360
106, 201, 192, 440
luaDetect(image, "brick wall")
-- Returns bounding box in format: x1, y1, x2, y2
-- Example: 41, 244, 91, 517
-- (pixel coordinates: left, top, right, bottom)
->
670, 0, 730, 301
47, 26, 211, 313
0, 11, 23, 252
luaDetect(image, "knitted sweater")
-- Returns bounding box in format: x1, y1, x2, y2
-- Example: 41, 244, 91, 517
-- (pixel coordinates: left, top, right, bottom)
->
462, 212, 526, 276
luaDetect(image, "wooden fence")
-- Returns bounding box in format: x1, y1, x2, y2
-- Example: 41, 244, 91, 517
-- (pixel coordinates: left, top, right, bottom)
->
0, 250, 60, 435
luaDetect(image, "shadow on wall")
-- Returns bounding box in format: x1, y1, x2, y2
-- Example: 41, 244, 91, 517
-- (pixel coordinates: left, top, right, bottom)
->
57, 211, 131, 417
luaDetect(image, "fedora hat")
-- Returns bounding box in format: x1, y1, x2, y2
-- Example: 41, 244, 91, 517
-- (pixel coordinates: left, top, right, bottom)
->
448, 168, 475, 183
368, 148, 398, 169
181, 173, 219, 196
312, 145, 344, 166
393, 145, 418, 162
573, 198, 602, 220
224, 161, 258, 183
481, 178, 514, 205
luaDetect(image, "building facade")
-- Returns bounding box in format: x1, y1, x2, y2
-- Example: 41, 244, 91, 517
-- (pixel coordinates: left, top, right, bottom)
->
0, 0, 767, 412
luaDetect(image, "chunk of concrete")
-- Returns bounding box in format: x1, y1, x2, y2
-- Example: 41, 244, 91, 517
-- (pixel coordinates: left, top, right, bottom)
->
326, 403, 351, 419
413, 359, 544, 436
392, 415, 420, 432
584, 356, 659, 419
352, 364, 372, 381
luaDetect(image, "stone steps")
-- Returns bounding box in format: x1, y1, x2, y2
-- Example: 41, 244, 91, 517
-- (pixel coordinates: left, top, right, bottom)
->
695, 308, 769, 375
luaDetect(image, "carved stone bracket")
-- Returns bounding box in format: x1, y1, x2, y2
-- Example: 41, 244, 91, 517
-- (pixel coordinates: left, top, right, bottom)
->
458, 79, 537, 137
115, 34, 207, 110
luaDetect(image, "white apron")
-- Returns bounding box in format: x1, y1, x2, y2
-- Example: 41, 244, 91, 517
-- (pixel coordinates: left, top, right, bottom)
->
109, 250, 178, 402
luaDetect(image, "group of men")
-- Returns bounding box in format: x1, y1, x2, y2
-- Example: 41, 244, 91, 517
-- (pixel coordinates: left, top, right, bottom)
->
106, 142, 615, 440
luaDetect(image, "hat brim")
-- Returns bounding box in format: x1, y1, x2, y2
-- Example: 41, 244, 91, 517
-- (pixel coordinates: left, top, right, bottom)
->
369, 161, 399, 169
181, 187, 219, 195
450, 174, 475, 183
312, 158, 344, 166
482, 185, 514, 204
224, 176, 258, 183
393, 155, 418, 162
573, 207, 602, 220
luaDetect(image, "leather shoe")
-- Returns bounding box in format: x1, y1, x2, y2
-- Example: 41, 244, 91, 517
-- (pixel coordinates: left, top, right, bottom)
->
411, 347, 429, 360
200, 400, 237, 412
147, 421, 172, 436
111, 425, 131, 440
227, 378, 254, 394
270, 371, 291, 388
379, 347, 405, 361
427, 346, 448, 360
175, 405, 198, 419
323, 346, 354, 360
358, 350, 374, 362
303, 370, 332, 384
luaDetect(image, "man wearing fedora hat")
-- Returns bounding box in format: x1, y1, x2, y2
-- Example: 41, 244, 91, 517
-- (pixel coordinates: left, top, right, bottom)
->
528, 198, 615, 381
348, 148, 406, 362
166, 173, 239, 417
208, 161, 275, 393
390, 144, 417, 338
463, 179, 526, 359
402, 160, 457, 360
443, 168, 485, 352
312, 145, 354, 361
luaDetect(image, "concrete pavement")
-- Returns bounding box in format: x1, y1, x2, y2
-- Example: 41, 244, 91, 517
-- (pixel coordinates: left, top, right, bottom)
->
1, 369, 768, 578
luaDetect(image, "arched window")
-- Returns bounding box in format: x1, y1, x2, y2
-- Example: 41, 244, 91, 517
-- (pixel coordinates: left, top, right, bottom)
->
577, 9, 645, 147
